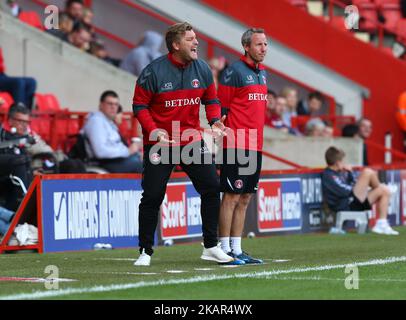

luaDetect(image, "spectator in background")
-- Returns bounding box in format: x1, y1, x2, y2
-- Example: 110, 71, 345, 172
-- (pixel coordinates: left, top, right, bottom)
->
264, 89, 276, 124
64, 0, 84, 25
0, 47, 37, 110
82, 6, 94, 28
89, 40, 121, 67
305, 117, 326, 137
3, 103, 86, 174
358, 118, 372, 166
120, 30, 164, 77
82, 90, 143, 173
0, 205, 14, 236
280, 86, 298, 128
322, 125, 334, 138
0, 0, 21, 16
46, 12, 74, 40
208, 56, 227, 89
342, 123, 359, 138
265, 95, 291, 134
63, 21, 92, 51
297, 91, 324, 116
321, 146, 398, 235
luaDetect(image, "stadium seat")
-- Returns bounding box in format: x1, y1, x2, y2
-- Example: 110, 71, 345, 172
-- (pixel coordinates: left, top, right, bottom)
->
329, 16, 348, 32
18, 11, 45, 31
35, 93, 61, 111
0, 92, 14, 112
355, 2, 379, 32
396, 19, 406, 43
380, 46, 394, 56
335, 210, 369, 234
380, 3, 402, 31
288, 0, 308, 11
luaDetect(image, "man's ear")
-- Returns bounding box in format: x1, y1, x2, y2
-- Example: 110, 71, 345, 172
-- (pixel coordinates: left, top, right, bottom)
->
172, 41, 180, 52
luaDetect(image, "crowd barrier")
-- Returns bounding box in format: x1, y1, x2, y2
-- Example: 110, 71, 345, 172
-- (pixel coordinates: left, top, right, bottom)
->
0, 166, 405, 254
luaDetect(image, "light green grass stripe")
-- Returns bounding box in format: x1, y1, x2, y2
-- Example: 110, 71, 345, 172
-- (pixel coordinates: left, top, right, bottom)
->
2, 256, 406, 300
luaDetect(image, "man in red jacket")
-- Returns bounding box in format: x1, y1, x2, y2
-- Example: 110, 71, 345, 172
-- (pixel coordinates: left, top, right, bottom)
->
217, 28, 269, 264
132, 22, 233, 266
0, 47, 37, 109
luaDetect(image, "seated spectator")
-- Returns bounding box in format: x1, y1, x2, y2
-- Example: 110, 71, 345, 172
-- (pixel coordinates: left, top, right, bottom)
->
342, 123, 359, 138
297, 91, 324, 116
265, 95, 291, 134
357, 118, 372, 166
208, 56, 227, 89
63, 21, 92, 51
322, 125, 334, 138
264, 89, 277, 124
280, 86, 298, 128
2, 103, 86, 174
0, 46, 37, 109
120, 30, 164, 77
64, 0, 84, 26
0, 105, 34, 211
89, 40, 121, 67
46, 12, 74, 40
321, 146, 398, 235
82, 90, 143, 173
82, 6, 95, 35
305, 117, 326, 137
0, 206, 14, 236
0, 0, 21, 16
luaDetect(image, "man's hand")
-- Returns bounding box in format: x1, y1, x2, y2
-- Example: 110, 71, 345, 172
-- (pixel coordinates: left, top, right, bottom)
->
156, 130, 175, 144
342, 164, 353, 172
129, 142, 141, 155
211, 115, 228, 138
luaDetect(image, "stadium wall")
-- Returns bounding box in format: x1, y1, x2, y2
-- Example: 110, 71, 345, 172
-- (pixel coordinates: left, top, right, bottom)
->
1, 166, 404, 254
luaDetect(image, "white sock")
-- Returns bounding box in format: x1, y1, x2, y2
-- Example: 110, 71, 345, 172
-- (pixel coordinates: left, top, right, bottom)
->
230, 237, 242, 255
219, 237, 231, 253
376, 219, 388, 226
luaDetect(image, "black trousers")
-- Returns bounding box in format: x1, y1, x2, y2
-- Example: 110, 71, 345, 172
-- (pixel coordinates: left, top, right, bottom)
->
138, 142, 220, 255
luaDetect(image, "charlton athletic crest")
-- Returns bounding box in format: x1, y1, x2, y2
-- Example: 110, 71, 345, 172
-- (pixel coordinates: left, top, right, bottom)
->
234, 179, 243, 189
191, 79, 200, 88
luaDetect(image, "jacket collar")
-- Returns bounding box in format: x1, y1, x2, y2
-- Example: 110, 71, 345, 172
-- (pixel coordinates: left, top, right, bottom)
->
168, 53, 191, 69
240, 55, 265, 71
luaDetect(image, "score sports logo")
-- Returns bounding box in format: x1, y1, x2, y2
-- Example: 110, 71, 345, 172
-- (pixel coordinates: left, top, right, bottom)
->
257, 178, 302, 232
161, 182, 202, 239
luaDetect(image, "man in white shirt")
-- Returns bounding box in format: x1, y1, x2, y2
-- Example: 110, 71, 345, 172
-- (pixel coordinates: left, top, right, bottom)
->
83, 90, 142, 173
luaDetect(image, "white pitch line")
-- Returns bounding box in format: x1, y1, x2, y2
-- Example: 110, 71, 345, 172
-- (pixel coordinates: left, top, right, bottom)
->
1, 256, 406, 300
264, 276, 406, 283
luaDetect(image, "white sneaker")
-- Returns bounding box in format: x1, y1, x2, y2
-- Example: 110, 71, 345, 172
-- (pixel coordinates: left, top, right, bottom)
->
201, 243, 234, 263
372, 223, 399, 235
134, 249, 151, 266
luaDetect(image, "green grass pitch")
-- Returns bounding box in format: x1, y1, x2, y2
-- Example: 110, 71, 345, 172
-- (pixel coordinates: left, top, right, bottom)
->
1, 227, 406, 300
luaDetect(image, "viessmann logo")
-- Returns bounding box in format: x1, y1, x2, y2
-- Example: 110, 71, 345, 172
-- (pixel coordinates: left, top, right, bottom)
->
257, 178, 302, 232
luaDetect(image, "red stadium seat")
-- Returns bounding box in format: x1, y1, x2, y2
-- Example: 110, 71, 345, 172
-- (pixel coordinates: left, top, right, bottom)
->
380, 3, 402, 31
330, 16, 348, 32
0, 92, 14, 112
356, 2, 379, 32
396, 19, 406, 43
380, 46, 394, 56
374, 0, 400, 7
288, 0, 308, 11
18, 12, 45, 31
35, 93, 61, 111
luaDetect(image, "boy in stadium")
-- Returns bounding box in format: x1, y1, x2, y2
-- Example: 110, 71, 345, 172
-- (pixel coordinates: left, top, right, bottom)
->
321, 146, 398, 235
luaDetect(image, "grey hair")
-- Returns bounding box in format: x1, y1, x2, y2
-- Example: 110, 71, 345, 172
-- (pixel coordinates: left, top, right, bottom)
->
241, 28, 265, 48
